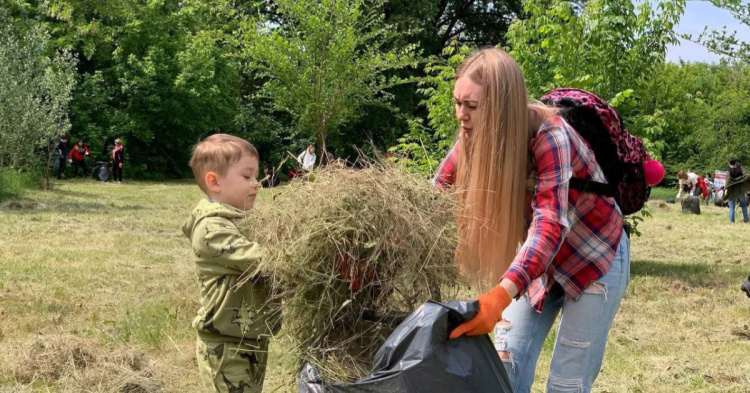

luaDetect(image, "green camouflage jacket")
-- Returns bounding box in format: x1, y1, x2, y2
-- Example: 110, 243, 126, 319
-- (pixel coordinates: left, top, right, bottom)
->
182, 199, 278, 342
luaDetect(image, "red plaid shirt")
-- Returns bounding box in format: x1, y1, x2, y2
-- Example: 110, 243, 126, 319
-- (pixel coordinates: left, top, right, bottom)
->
434, 116, 623, 311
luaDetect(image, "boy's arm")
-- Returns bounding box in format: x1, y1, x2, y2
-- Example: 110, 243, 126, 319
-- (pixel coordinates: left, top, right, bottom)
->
199, 217, 263, 274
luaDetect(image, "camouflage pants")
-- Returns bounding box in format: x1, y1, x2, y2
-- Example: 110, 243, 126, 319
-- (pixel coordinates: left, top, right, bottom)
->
196, 338, 269, 393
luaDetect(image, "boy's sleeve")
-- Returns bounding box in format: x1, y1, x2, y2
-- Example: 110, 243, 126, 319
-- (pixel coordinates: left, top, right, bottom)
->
198, 217, 263, 274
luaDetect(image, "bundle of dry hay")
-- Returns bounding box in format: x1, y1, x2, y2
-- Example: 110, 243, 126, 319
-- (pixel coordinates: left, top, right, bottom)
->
240, 163, 465, 384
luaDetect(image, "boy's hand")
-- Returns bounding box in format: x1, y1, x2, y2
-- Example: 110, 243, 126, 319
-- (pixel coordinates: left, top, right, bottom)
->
450, 285, 511, 339
118, 163, 123, 169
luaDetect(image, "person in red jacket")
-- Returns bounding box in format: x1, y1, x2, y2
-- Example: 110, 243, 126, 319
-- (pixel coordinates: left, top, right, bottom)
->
67, 139, 91, 177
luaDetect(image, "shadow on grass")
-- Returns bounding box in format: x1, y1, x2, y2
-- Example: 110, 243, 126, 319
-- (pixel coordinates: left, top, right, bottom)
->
631, 259, 745, 288
51, 187, 105, 199
1, 200, 115, 214
0, 190, 23, 204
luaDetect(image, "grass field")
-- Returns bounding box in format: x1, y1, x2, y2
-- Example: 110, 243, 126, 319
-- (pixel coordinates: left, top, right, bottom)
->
0, 182, 749, 392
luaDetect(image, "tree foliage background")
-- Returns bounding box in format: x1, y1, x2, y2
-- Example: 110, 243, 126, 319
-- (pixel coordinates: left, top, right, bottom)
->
1, 0, 749, 183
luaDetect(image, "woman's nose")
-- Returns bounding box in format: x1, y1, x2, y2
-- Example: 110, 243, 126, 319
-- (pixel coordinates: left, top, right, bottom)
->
457, 107, 469, 121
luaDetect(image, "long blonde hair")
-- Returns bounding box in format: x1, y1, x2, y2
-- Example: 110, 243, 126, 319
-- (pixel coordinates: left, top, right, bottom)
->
454, 48, 557, 291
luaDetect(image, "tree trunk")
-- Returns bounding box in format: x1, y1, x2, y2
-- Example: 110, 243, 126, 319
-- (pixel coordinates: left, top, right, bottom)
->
316, 132, 328, 167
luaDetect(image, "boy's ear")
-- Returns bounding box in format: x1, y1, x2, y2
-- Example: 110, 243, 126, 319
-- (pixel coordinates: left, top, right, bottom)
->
205, 171, 221, 193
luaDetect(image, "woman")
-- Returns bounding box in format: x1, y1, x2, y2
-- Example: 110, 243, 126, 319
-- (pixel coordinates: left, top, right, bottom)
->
297, 145, 316, 172
434, 49, 629, 393
677, 169, 707, 199
67, 139, 91, 177
110, 138, 124, 183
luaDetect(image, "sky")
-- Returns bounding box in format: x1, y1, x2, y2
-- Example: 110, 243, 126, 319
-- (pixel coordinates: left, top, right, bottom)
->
665, 1, 750, 63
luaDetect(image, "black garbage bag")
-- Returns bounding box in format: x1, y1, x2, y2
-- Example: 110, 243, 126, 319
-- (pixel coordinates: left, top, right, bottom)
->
298, 300, 513, 393
741, 276, 750, 298
91, 161, 111, 182
714, 190, 728, 207
681, 196, 701, 214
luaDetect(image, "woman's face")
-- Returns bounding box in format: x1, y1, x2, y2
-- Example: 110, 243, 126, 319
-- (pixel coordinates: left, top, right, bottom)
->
454, 76, 484, 135
308, 146, 315, 154
78, 141, 83, 147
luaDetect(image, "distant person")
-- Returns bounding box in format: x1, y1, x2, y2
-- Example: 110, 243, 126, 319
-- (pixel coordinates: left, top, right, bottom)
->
110, 138, 124, 183
68, 139, 90, 177
703, 173, 715, 205
677, 170, 707, 199
297, 145, 316, 172
184, 134, 278, 392
724, 157, 749, 223
55, 135, 69, 180
260, 165, 280, 188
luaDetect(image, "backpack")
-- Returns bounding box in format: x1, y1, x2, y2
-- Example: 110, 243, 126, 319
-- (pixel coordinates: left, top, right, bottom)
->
540, 88, 649, 215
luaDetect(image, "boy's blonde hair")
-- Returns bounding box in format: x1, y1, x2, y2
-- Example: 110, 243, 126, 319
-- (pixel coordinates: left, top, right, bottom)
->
189, 134, 259, 194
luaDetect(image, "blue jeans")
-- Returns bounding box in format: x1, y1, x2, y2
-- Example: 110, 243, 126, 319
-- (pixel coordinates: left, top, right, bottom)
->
494, 232, 630, 393
728, 194, 749, 223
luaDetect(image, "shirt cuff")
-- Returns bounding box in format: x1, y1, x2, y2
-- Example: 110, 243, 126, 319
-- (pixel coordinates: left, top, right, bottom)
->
502, 265, 531, 298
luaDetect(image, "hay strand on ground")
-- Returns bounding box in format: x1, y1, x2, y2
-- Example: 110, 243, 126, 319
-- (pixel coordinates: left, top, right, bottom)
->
7, 334, 163, 393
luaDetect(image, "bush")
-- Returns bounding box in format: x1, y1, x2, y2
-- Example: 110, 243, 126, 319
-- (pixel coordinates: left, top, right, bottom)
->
0, 169, 40, 201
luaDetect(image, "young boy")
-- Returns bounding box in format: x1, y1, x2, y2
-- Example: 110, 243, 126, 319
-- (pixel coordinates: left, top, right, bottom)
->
183, 134, 278, 393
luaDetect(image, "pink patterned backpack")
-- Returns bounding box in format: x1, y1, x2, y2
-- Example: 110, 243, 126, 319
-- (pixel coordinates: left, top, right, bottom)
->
540, 88, 649, 215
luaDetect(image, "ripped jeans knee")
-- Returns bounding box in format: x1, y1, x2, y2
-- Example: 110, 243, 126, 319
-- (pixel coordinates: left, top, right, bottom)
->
548, 374, 585, 393
494, 320, 515, 371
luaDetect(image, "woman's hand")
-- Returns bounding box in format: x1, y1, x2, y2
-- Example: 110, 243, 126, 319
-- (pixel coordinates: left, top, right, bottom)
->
449, 285, 512, 339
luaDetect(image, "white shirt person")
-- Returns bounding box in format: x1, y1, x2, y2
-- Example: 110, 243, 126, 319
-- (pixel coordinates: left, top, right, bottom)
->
297, 145, 317, 171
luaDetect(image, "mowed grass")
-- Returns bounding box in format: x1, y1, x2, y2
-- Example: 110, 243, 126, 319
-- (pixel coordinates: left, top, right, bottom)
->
0, 182, 748, 392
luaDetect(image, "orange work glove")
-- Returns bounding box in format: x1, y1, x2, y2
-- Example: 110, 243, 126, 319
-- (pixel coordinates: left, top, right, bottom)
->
449, 285, 512, 339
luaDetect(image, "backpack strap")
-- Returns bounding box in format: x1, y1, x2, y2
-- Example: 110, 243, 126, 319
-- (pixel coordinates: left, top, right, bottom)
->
569, 177, 614, 198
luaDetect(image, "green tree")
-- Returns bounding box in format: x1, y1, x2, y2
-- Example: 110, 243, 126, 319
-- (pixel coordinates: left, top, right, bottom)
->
36, 0, 247, 178
690, 1, 750, 62
0, 5, 76, 184
506, 0, 685, 157
242, 0, 421, 162
384, 0, 524, 56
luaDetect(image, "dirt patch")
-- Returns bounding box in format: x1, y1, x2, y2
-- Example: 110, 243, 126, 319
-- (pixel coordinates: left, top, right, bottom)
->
669, 280, 694, 293
6, 335, 163, 393
731, 325, 750, 340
